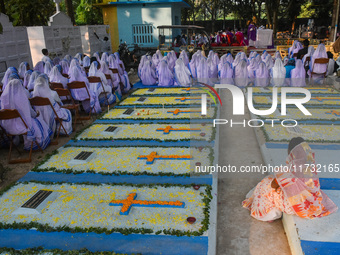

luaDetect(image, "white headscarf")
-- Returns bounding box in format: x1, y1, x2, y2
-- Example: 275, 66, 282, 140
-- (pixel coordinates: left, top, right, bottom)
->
179, 50, 189, 67
174, 58, 191, 87
310, 43, 328, 75
83, 56, 91, 68
60, 60, 69, 75
44, 61, 53, 76
196, 58, 209, 79
49, 66, 68, 88
1, 67, 17, 90
101, 52, 109, 64
291, 59, 306, 87
219, 62, 234, 85
140, 60, 157, 85
23, 70, 33, 89
264, 54, 274, 70
234, 59, 248, 88
93, 52, 100, 62
1, 79, 33, 135
274, 51, 282, 60
75, 53, 83, 66
255, 61, 269, 87
27, 71, 41, 91
18, 62, 29, 79
157, 61, 174, 87
271, 58, 286, 87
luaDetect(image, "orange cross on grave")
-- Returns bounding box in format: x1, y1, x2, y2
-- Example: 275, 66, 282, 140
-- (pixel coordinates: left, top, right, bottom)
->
182, 88, 199, 91
138, 151, 192, 164
325, 110, 340, 117
167, 109, 201, 115
109, 193, 185, 215
156, 125, 201, 134
312, 97, 340, 102
175, 97, 201, 102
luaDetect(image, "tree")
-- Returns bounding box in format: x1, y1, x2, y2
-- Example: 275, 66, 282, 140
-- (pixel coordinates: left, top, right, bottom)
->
65, 0, 76, 25
76, 0, 103, 25
0, 0, 6, 15
4, 0, 55, 26
330, 0, 339, 41
202, 0, 222, 32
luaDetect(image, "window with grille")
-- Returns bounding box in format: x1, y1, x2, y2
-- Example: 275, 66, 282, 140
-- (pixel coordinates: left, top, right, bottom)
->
132, 24, 154, 45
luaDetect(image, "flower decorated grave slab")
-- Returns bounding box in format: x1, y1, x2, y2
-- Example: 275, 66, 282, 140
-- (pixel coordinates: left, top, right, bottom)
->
117, 96, 215, 108
131, 87, 206, 97
250, 87, 340, 96
261, 124, 340, 143
100, 107, 217, 121
252, 95, 340, 108
34, 146, 213, 177
255, 108, 340, 123
0, 182, 212, 254
76, 123, 215, 142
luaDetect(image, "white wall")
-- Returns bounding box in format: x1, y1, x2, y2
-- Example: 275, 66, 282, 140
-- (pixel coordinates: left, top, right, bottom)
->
80, 25, 110, 56
0, 13, 32, 78
27, 26, 83, 66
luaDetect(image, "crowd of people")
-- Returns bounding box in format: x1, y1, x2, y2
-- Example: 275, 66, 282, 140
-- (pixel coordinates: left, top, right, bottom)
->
138, 41, 338, 88
0, 49, 131, 152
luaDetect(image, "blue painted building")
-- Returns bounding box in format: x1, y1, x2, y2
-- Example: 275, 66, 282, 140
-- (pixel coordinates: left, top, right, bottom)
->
100, 0, 190, 50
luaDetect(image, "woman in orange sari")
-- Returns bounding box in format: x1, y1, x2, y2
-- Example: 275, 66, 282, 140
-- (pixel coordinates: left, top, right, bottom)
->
243, 137, 338, 221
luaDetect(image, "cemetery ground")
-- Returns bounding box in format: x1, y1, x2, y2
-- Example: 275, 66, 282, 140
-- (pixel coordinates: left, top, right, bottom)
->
0, 73, 292, 254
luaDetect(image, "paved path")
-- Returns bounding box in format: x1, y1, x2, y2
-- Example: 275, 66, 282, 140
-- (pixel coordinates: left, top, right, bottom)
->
216, 89, 291, 255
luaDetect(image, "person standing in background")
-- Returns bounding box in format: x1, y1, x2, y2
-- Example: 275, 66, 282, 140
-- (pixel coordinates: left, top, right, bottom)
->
41, 48, 51, 63
94, 32, 111, 54
247, 20, 257, 47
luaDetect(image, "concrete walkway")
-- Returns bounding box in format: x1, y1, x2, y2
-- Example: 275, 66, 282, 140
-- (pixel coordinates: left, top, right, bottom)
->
216, 89, 291, 255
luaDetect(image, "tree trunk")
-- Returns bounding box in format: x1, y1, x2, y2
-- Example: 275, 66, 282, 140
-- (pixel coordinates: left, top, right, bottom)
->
257, 1, 262, 25
65, 0, 75, 25
330, 0, 339, 41
0, 0, 6, 15
223, 2, 226, 29
265, 0, 272, 28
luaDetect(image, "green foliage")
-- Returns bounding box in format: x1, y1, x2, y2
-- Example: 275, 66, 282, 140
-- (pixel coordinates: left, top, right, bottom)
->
76, 0, 103, 25
4, 0, 55, 26
298, 1, 316, 18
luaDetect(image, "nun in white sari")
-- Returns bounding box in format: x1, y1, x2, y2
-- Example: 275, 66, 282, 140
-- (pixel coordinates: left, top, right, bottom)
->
207, 57, 218, 79
88, 61, 116, 105
114, 52, 131, 92
0, 79, 52, 150
44, 61, 53, 76
83, 56, 91, 68
255, 62, 270, 87
27, 71, 41, 92
49, 66, 69, 89
219, 62, 234, 85
234, 59, 248, 88
174, 59, 191, 87
23, 70, 33, 89
1, 67, 18, 91
309, 44, 328, 83
270, 59, 286, 87
68, 66, 101, 114
291, 59, 306, 87
18, 62, 30, 79
179, 50, 189, 67
196, 58, 209, 84
32, 74, 72, 136
60, 60, 69, 76
189, 53, 201, 78
140, 60, 157, 86
247, 57, 257, 83
152, 50, 163, 68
